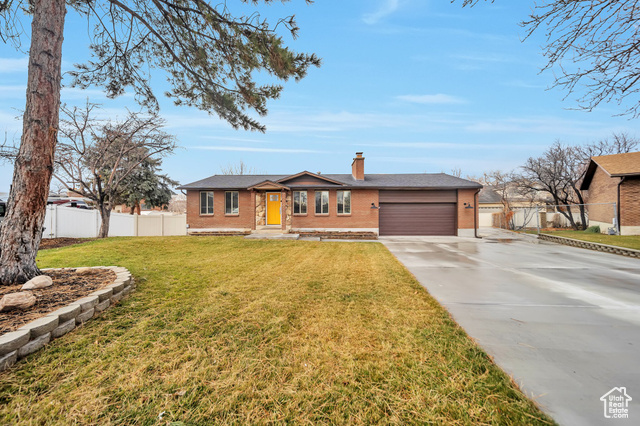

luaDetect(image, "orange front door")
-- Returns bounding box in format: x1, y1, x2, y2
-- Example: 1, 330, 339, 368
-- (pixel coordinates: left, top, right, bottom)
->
266, 192, 281, 225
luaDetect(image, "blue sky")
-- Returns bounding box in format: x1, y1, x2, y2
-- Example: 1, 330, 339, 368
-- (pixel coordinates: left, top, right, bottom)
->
1, 0, 638, 193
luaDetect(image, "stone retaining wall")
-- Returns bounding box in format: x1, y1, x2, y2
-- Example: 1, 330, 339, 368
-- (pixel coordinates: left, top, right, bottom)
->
538, 234, 640, 259
297, 231, 378, 240
0, 266, 135, 371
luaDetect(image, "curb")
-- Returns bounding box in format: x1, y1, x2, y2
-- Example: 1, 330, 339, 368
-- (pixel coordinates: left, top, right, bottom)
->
538, 234, 640, 259
0, 266, 135, 372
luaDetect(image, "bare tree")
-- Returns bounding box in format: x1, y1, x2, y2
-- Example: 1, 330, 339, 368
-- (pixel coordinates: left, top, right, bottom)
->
168, 194, 187, 214
520, 142, 587, 230
53, 103, 177, 238
519, 134, 638, 230
456, 1, 640, 117
477, 170, 518, 229
0, 1, 319, 284
219, 160, 261, 175
0, 133, 18, 163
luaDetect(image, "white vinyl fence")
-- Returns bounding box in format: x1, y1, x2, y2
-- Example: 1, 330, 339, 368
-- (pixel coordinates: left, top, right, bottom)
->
43, 205, 187, 238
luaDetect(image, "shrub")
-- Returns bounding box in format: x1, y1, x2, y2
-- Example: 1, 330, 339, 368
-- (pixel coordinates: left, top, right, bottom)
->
585, 225, 601, 233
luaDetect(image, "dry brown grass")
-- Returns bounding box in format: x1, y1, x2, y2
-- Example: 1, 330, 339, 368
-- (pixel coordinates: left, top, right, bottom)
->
0, 237, 554, 424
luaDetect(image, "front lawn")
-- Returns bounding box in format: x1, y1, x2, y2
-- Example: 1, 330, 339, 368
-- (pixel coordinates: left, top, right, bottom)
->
542, 230, 640, 251
0, 237, 553, 424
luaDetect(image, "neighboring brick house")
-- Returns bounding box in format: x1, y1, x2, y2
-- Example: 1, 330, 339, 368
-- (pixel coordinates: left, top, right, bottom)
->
580, 151, 640, 235
179, 153, 482, 237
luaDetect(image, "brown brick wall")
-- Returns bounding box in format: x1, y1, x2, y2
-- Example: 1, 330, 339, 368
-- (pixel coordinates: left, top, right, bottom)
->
186, 190, 253, 229
291, 189, 379, 229
187, 187, 480, 233
621, 177, 640, 226
457, 189, 479, 229
584, 166, 618, 224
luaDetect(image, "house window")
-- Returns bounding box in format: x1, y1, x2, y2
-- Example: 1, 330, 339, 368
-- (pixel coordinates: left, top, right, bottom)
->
315, 190, 329, 214
225, 191, 239, 214
337, 190, 351, 214
200, 191, 214, 215
293, 191, 307, 214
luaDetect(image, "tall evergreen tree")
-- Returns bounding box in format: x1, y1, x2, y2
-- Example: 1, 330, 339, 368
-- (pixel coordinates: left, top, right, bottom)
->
115, 157, 178, 216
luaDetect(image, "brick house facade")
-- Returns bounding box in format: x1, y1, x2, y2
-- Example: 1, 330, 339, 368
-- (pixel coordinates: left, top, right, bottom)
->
180, 153, 482, 237
580, 151, 640, 235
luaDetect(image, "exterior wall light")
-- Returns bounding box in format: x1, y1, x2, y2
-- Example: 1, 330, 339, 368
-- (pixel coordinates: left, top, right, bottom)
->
464, 202, 474, 209
371, 203, 380, 209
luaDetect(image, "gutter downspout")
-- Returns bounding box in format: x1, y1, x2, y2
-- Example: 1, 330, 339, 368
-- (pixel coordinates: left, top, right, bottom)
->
617, 177, 625, 235
474, 189, 481, 238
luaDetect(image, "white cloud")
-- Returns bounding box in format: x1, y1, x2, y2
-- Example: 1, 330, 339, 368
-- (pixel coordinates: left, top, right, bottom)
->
363, 0, 400, 25
503, 80, 546, 89
200, 135, 267, 143
355, 141, 536, 151
396, 94, 467, 105
0, 85, 26, 98
450, 53, 514, 64
464, 116, 608, 136
191, 146, 326, 154
60, 87, 133, 101
0, 58, 28, 73
0, 110, 23, 134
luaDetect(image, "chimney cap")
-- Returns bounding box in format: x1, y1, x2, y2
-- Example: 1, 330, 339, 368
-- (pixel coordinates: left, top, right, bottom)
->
355, 152, 363, 158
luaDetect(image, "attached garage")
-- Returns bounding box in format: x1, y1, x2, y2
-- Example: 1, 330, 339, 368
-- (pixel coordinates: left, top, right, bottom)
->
379, 190, 457, 236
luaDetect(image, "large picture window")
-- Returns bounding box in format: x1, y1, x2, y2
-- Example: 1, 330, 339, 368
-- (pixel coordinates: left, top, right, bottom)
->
337, 190, 351, 214
200, 191, 214, 215
315, 190, 329, 214
293, 191, 307, 214
225, 191, 239, 214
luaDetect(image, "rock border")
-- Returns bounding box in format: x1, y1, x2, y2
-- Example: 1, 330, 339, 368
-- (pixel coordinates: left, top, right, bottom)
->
0, 266, 135, 371
297, 231, 378, 240
538, 234, 640, 259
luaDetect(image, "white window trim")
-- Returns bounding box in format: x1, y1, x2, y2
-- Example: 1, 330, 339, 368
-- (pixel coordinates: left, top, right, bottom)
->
225, 191, 239, 215
200, 191, 214, 215
293, 190, 308, 215
337, 190, 351, 215
315, 190, 329, 215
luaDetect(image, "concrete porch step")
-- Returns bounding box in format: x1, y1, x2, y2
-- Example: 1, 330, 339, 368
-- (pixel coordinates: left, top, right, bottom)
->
253, 226, 284, 233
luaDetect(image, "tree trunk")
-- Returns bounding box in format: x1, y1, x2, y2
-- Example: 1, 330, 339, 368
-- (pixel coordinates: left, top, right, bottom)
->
573, 186, 588, 230
98, 204, 111, 238
0, 1, 66, 285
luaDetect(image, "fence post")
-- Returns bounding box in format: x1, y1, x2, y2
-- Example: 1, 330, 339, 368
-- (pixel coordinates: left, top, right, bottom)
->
161, 214, 165, 236
95, 209, 100, 238
134, 214, 139, 237
613, 202, 620, 235
48, 205, 57, 238
536, 207, 540, 234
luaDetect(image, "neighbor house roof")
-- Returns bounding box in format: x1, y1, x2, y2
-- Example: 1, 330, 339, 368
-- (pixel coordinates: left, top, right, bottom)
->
580, 151, 640, 190
179, 173, 482, 190
478, 188, 503, 204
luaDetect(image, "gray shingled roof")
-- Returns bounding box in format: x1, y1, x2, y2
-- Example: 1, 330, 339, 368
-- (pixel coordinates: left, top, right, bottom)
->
178, 173, 482, 190
478, 188, 503, 204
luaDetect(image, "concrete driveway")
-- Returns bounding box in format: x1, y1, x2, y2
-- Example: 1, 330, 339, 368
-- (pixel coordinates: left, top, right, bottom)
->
382, 228, 640, 426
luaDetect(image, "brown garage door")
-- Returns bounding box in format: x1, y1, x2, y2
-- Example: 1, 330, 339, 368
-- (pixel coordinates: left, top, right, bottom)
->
379, 203, 456, 236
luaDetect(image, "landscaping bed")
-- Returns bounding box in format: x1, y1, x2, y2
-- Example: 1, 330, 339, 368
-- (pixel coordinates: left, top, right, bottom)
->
0, 237, 553, 424
39, 238, 94, 250
0, 268, 116, 334
297, 230, 378, 239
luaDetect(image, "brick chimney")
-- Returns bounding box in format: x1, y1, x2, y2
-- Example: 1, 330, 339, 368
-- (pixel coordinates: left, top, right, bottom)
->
352, 152, 364, 181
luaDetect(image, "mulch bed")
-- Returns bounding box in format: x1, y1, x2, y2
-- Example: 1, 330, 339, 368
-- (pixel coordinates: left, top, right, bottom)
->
39, 238, 95, 250
0, 268, 116, 334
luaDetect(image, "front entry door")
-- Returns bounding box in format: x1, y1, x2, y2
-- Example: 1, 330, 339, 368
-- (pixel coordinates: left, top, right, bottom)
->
266, 192, 281, 225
